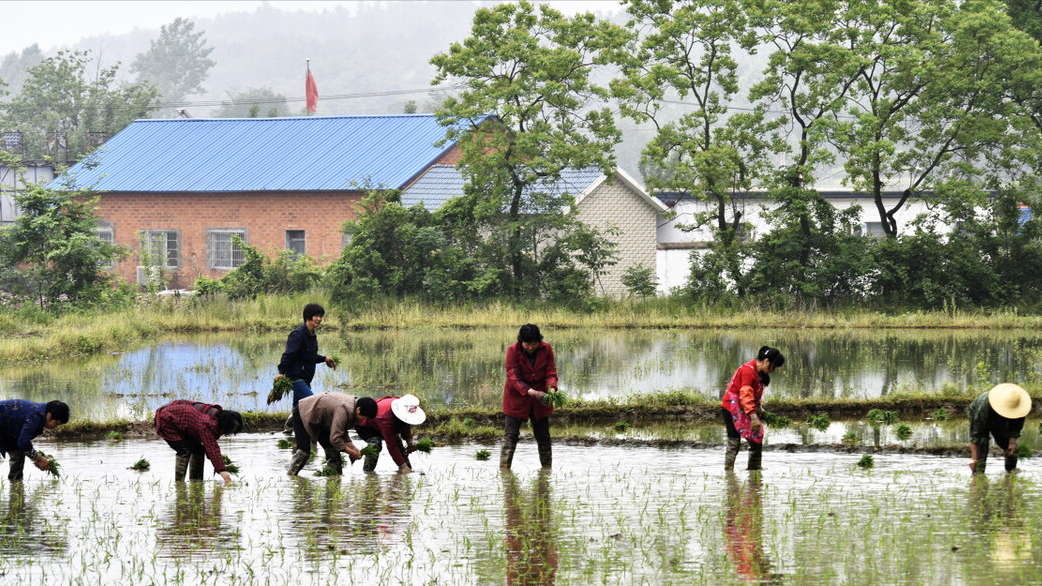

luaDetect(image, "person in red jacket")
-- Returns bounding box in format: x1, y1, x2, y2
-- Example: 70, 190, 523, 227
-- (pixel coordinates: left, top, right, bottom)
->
154, 400, 243, 483
501, 324, 558, 470
721, 346, 785, 471
355, 395, 426, 473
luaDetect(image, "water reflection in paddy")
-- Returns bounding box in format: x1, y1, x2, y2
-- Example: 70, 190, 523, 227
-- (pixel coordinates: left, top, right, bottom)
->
4, 327, 1042, 422
0, 435, 1039, 584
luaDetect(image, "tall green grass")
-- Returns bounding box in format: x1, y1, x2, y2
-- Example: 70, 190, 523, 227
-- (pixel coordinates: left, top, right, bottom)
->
4, 292, 1042, 363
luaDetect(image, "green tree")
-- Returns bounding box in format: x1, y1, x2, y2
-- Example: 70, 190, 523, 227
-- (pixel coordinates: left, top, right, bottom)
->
430, 1, 627, 296
131, 18, 215, 108
211, 87, 289, 118
0, 184, 124, 308
2, 50, 159, 159
0, 44, 44, 96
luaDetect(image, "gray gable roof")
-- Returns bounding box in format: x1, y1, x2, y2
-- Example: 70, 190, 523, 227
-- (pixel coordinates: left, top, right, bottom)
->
400, 165, 605, 211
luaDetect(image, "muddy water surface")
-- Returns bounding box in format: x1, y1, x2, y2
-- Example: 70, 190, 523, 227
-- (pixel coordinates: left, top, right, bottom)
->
1, 435, 1039, 585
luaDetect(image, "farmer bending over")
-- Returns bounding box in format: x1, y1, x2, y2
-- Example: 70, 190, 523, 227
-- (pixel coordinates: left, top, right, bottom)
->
969, 383, 1032, 474
0, 399, 69, 480
355, 395, 426, 473
154, 400, 243, 483
288, 393, 377, 476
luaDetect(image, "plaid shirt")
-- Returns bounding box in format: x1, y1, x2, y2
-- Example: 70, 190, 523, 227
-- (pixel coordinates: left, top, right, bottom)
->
0, 399, 47, 459
154, 401, 228, 473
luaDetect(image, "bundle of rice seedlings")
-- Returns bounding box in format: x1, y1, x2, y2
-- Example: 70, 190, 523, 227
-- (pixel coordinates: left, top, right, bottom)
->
314, 464, 339, 477
276, 438, 294, 449
360, 445, 379, 459
105, 431, 124, 441
414, 437, 435, 453
267, 376, 293, 405
545, 389, 566, 408
222, 455, 240, 475
328, 355, 342, 370
475, 449, 491, 461
128, 458, 150, 472
37, 451, 60, 477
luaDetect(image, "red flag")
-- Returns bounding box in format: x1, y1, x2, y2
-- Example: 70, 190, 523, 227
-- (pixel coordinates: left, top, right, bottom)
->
306, 64, 319, 114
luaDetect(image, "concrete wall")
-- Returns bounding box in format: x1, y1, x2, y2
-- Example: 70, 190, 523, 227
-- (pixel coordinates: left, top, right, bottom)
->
575, 176, 660, 298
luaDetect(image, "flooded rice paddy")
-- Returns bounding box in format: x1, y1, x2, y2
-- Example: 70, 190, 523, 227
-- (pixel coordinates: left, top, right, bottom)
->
3, 327, 1042, 421
2, 435, 1040, 585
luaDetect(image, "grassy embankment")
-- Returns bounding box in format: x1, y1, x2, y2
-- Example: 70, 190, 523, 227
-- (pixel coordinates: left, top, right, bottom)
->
16, 294, 1042, 451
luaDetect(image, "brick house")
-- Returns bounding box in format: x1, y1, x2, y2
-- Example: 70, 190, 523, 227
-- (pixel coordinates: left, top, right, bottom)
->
53, 115, 463, 289
402, 165, 667, 297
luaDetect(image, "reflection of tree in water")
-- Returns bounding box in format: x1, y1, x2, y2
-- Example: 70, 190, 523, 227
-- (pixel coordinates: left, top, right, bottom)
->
284, 474, 414, 559
156, 483, 239, 559
724, 472, 783, 584
503, 471, 558, 586
0, 482, 67, 557
961, 475, 1041, 586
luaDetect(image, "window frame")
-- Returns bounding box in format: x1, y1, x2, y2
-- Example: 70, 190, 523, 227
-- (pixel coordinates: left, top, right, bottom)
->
206, 228, 248, 270
138, 229, 180, 269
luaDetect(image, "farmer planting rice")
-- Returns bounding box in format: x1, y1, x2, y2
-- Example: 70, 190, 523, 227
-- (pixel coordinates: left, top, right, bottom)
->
287, 392, 377, 476
968, 383, 1032, 474
721, 346, 785, 471
355, 395, 426, 473
276, 303, 338, 432
154, 400, 243, 483
0, 399, 69, 481
500, 324, 558, 470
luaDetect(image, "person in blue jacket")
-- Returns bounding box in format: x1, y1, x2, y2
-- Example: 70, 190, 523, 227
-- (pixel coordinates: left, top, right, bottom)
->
0, 400, 70, 480
276, 303, 336, 432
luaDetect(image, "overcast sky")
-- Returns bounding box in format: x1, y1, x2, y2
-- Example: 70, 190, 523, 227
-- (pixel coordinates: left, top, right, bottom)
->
0, 1, 624, 56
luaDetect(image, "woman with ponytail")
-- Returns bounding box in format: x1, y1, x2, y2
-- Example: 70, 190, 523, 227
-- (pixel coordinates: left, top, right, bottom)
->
721, 346, 785, 470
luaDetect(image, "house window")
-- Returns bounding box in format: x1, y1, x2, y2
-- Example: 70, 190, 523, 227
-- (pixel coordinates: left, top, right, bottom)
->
286, 230, 306, 256
207, 229, 247, 270
853, 222, 887, 238
139, 230, 180, 268
96, 224, 114, 269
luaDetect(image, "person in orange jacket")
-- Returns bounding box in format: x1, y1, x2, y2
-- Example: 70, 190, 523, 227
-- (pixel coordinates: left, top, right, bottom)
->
500, 324, 558, 470
721, 346, 785, 470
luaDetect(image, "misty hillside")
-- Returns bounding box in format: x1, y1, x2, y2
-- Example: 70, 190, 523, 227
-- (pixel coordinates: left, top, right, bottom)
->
0, 1, 680, 178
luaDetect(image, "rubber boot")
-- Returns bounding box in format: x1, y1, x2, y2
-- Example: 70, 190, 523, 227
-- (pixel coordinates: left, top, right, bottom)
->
1005, 455, 1018, 473
188, 453, 205, 480
747, 442, 763, 471
174, 455, 190, 482
500, 437, 518, 470
287, 450, 309, 476
724, 439, 741, 470
536, 438, 552, 470
325, 451, 344, 476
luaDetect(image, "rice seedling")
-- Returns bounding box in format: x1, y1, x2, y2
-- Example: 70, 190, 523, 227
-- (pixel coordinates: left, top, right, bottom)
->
475, 449, 491, 461
267, 376, 293, 405
613, 421, 630, 433
328, 355, 341, 369
314, 464, 339, 477
221, 455, 240, 474
462, 418, 476, 428
276, 438, 294, 449
414, 437, 435, 453
128, 458, 150, 471
37, 451, 61, 477
807, 413, 831, 432
761, 411, 792, 428
856, 453, 874, 469
545, 389, 566, 408
867, 409, 897, 426
842, 431, 859, 445
360, 445, 379, 459
1015, 444, 1032, 459
894, 424, 912, 441
931, 408, 948, 421
104, 431, 123, 441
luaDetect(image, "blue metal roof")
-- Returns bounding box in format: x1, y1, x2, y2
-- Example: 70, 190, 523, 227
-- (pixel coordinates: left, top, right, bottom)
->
401, 165, 605, 211
52, 115, 458, 192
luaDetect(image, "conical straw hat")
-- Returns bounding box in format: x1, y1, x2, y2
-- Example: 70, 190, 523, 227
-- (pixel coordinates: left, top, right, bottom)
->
988, 383, 1032, 419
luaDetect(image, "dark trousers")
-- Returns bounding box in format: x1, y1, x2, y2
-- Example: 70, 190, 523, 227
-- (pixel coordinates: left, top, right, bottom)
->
504, 414, 551, 445
7, 449, 25, 481
292, 408, 341, 468
973, 433, 1017, 472
165, 439, 205, 458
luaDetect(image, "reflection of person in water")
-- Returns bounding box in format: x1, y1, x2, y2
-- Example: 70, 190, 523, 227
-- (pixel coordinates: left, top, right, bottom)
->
963, 474, 1033, 586
284, 473, 415, 558
156, 483, 237, 559
504, 471, 558, 586
724, 472, 781, 584
0, 482, 67, 554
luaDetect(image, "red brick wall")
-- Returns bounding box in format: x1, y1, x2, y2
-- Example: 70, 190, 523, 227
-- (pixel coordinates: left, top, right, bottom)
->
97, 191, 363, 289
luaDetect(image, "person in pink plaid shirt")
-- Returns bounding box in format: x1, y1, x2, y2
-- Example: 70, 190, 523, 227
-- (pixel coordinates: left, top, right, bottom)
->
155, 400, 243, 483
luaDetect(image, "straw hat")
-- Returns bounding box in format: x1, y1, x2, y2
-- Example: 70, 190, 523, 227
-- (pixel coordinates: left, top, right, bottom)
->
391, 394, 426, 425
988, 383, 1032, 419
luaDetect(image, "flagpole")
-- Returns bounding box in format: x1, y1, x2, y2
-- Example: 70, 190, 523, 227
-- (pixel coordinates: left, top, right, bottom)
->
306, 58, 312, 117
